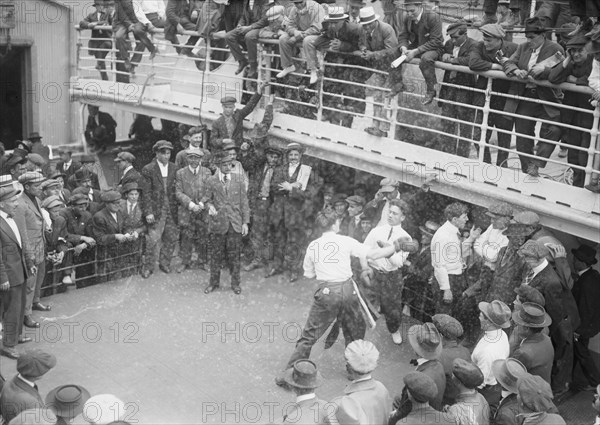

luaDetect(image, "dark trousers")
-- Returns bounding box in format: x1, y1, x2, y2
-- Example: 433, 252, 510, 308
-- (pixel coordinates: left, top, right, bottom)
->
209, 224, 242, 288
440, 101, 475, 158
131, 14, 165, 65
373, 269, 405, 334
180, 219, 208, 266
272, 223, 305, 273
514, 91, 561, 170
551, 319, 575, 393
483, 0, 524, 13
225, 27, 261, 66
573, 336, 600, 387
89, 38, 112, 80
474, 110, 513, 166
0, 283, 26, 348
249, 199, 271, 263
433, 274, 468, 318
165, 17, 200, 54
419, 51, 440, 94
114, 21, 155, 64
285, 280, 366, 369
561, 99, 594, 187
144, 211, 179, 271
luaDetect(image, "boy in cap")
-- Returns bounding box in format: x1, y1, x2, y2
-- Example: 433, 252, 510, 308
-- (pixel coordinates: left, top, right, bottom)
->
174, 147, 212, 273
438, 21, 477, 158
114, 151, 142, 190
469, 23, 518, 166
363, 178, 400, 228
209, 82, 267, 150
0, 185, 33, 360
446, 359, 489, 425
40, 179, 62, 201
0, 349, 57, 423
140, 140, 179, 278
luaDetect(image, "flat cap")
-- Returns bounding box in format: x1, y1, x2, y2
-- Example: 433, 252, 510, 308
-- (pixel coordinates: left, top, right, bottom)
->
100, 190, 121, 203
69, 193, 89, 205
379, 177, 398, 193
286, 142, 305, 153
48, 171, 66, 180
27, 153, 45, 166
0, 186, 22, 202
452, 358, 484, 389
83, 394, 126, 425
517, 239, 548, 260
486, 202, 513, 218
153, 140, 173, 152
504, 223, 533, 237
344, 340, 379, 374
80, 154, 96, 163
432, 314, 463, 339
220, 96, 237, 105
403, 372, 438, 403
121, 182, 142, 194
221, 139, 239, 151
8, 408, 57, 425
480, 23, 506, 39
517, 374, 555, 412
185, 147, 205, 158
512, 211, 540, 226
17, 349, 57, 378
514, 284, 545, 306
524, 16, 546, 33
114, 152, 135, 163
41, 179, 61, 191
18, 171, 46, 185
0, 175, 14, 188
41, 195, 64, 210
447, 21, 467, 35
265, 145, 283, 156
213, 150, 232, 165
266, 5, 285, 21
346, 195, 366, 207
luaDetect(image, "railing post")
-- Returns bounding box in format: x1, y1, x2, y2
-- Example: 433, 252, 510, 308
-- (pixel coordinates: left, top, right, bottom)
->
204, 35, 212, 74
316, 60, 324, 124
477, 77, 494, 163
389, 93, 397, 140
585, 104, 600, 186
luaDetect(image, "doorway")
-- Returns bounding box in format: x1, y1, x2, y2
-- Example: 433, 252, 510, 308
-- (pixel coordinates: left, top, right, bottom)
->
0, 45, 27, 150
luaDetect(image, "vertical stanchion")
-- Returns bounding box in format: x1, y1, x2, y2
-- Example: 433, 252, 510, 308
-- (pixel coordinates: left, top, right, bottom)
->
477, 78, 493, 163
584, 105, 600, 186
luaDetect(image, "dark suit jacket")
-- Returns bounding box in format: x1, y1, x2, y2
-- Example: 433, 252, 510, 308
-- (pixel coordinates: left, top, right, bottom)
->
166, 0, 194, 27
119, 167, 143, 189
0, 375, 43, 423
79, 9, 112, 42
360, 20, 397, 68
59, 208, 93, 245
268, 162, 316, 230
114, 0, 139, 26
572, 268, 600, 338
238, 0, 271, 28
210, 92, 262, 149
439, 37, 478, 104
417, 359, 446, 411
397, 11, 443, 54
46, 215, 69, 253
91, 208, 124, 246
175, 166, 212, 227
494, 393, 519, 425
503, 39, 564, 119
85, 111, 117, 145
527, 265, 568, 336
0, 215, 30, 286
119, 200, 145, 235
140, 160, 178, 223
203, 173, 250, 235
512, 332, 554, 384
16, 194, 47, 264
439, 340, 471, 404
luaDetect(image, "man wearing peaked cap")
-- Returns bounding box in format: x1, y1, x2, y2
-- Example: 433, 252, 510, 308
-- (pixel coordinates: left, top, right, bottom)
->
472, 300, 510, 411
339, 340, 391, 425
446, 359, 489, 425
511, 302, 554, 385
140, 138, 179, 278
516, 374, 564, 423
0, 349, 56, 423
344, 195, 366, 241
41, 194, 71, 285
16, 171, 52, 329
514, 284, 545, 307
114, 151, 142, 191
396, 372, 456, 425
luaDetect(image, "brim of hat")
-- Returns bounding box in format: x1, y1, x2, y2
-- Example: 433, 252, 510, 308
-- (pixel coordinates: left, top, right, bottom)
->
1, 188, 23, 200
283, 368, 323, 389
265, 148, 282, 155
325, 14, 349, 21
492, 361, 518, 394
379, 186, 396, 193
571, 249, 598, 264
486, 211, 509, 218
479, 302, 511, 328
511, 310, 552, 328
360, 15, 379, 25
45, 387, 91, 418
407, 328, 442, 360
419, 226, 435, 236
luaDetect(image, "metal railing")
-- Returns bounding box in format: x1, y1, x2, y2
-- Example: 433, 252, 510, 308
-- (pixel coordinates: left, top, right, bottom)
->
73, 25, 600, 187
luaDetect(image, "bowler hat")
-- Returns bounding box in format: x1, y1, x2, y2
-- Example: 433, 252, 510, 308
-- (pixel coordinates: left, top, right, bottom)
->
480, 23, 506, 39
478, 300, 511, 328
517, 239, 548, 260
283, 360, 324, 389
486, 202, 513, 218
403, 372, 438, 403
432, 314, 463, 340
114, 152, 135, 163
512, 302, 552, 328
408, 323, 442, 360
153, 140, 173, 152
359, 7, 379, 25
17, 349, 57, 379
0, 186, 22, 202
45, 384, 91, 419
452, 358, 484, 389
83, 395, 126, 425
524, 17, 546, 33
514, 284, 545, 306
18, 171, 46, 185
121, 182, 142, 194
286, 142, 305, 153
220, 96, 237, 105
100, 190, 121, 203
345, 340, 379, 374
492, 358, 527, 394
29, 132, 42, 140
571, 244, 598, 266
324, 6, 348, 21
419, 220, 440, 236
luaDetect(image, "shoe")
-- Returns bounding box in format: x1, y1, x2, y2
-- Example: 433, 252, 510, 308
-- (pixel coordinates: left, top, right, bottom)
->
204, 285, 218, 294
526, 163, 540, 177
33, 302, 51, 312
558, 148, 567, 158
265, 268, 282, 278
0, 347, 19, 360
244, 260, 263, 272
391, 330, 403, 345
422, 92, 435, 105
24, 316, 39, 328
141, 269, 152, 279
473, 13, 498, 28
585, 183, 600, 193
232, 287, 242, 295
289, 272, 298, 283
175, 264, 188, 273
159, 264, 171, 274
62, 276, 74, 285
235, 60, 248, 75
309, 69, 318, 85
18, 336, 32, 344
247, 64, 258, 78
364, 127, 387, 137
388, 82, 405, 97
276, 65, 296, 79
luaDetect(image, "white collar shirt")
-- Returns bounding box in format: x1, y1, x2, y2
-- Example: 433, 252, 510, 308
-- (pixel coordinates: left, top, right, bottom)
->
531, 258, 548, 280
0, 210, 22, 247
296, 394, 316, 403
473, 224, 509, 270
63, 160, 72, 170
157, 160, 169, 178
303, 232, 369, 282
123, 165, 133, 175
471, 329, 509, 387
363, 224, 411, 272
430, 221, 464, 291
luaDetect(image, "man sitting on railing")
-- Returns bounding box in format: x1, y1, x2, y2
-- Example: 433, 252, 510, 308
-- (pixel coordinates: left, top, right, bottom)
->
356, 7, 398, 138
584, 39, 600, 193
113, 0, 158, 73
469, 23, 518, 167
502, 17, 564, 177
394, 0, 444, 105
165, 0, 200, 57
275, 0, 326, 79
225, 0, 271, 78
130, 0, 166, 69
79, 0, 114, 81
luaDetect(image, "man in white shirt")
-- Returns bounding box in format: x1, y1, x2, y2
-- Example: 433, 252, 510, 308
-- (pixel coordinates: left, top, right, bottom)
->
130, 0, 165, 67
363, 199, 418, 344
471, 300, 511, 414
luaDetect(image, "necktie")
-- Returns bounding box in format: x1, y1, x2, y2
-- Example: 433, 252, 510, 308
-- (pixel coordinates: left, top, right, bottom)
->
387, 226, 393, 240
524, 269, 535, 285
128, 203, 133, 215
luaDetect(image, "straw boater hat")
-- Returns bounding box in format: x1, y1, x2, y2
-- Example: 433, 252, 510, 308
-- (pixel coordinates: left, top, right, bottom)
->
358, 7, 379, 25
324, 6, 348, 21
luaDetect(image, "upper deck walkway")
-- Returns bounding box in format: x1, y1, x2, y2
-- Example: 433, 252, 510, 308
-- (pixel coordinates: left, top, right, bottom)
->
70, 26, 600, 242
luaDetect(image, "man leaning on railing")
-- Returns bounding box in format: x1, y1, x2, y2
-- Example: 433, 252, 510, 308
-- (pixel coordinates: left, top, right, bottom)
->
584, 38, 600, 193
113, 0, 158, 73
79, 0, 114, 81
